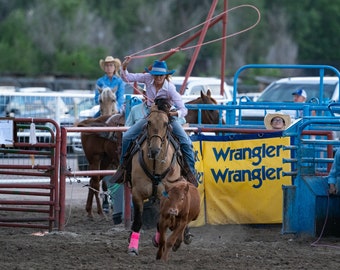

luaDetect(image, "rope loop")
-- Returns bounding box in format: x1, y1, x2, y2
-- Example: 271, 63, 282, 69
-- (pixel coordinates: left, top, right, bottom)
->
128, 4, 261, 60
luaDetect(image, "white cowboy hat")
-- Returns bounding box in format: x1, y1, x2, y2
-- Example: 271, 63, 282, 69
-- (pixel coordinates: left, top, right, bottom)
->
264, 111, 291, 130
99, 56, 121, 71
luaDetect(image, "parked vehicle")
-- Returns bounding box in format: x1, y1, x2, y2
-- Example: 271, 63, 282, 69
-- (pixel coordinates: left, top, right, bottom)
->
2, 91, 94, 153
68, 97, 96, 123
239, 76, 340, 125
171, 76, 234, 103
257, 77, 339, 103
5, 94, 69, 119
0, 86, 51, 115
18, 87, 53, 93
237, 92, 261, 102
124, 82, 145, 94
60, 89, 94, 112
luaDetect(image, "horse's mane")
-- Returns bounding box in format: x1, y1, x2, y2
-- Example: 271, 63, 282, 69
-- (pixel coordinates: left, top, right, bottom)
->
154, 98, 171, 114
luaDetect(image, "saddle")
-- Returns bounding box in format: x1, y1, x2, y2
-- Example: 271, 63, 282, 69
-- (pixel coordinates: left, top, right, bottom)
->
98, 113, 125, 142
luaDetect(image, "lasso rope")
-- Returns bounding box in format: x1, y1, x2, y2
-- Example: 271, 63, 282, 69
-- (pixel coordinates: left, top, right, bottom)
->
122, 4, 261, 98
310, 193, 340, 249
127, 4, 261, 60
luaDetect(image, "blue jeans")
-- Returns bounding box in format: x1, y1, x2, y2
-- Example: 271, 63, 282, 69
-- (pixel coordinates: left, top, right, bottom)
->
121, 118, 195, 174
94, 110, 101, 118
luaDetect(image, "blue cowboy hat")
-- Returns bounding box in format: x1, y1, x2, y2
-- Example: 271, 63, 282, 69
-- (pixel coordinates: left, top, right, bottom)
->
145, 60, 175, 75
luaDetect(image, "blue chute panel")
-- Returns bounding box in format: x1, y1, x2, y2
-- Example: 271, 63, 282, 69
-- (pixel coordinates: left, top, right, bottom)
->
283, 176, 340, 236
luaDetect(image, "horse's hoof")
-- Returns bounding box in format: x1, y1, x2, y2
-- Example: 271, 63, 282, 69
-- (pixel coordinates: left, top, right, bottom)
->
128, 248, 139, 256
87, 215, 94, 221
99, 214, 108, 221
172, 244, 180, 252
184, 232, 194, 245
152, 235, 159, 247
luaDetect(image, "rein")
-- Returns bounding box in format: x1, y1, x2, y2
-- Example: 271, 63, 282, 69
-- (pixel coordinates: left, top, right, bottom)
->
138, 131, 179, 200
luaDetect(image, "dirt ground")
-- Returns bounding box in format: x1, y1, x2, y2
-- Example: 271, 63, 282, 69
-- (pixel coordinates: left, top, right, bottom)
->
1, 183, 340, 270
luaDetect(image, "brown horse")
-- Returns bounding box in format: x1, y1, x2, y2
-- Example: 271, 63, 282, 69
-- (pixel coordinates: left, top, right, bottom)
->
77, 86, 123, 218
185, 89, 224, 125
117, 101, 188, 256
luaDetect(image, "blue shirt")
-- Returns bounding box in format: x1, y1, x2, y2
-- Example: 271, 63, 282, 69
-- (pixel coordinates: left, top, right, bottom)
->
94, 74, 125, 112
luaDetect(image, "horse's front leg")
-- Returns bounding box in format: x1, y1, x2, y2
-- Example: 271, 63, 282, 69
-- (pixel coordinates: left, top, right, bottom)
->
86, 176, 99, 218
128, 196, 144, 256
85, 176, 96, 218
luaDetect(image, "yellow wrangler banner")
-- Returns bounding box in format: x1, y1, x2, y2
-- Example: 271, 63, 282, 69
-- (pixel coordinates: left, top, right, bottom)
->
190, 136, 292, 226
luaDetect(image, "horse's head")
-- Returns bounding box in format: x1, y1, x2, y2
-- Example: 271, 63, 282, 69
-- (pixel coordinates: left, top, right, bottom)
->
201, 89, 217, 104
146, 105, 170, 159
185, 90, 222, 125
98, 86, 118, 116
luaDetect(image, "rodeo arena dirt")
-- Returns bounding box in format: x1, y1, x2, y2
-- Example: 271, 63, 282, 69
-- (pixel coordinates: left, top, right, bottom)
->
1, 182, 340, 270
1, 120, 340, 269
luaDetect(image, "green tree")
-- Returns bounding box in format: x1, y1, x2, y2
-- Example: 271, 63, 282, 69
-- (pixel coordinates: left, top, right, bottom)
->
0, 0, 339, 78
0, 9, 40, 75
280, 0, 340, 65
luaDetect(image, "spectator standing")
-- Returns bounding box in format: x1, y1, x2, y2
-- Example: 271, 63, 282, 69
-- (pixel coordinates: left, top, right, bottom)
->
94, 56, 125, 117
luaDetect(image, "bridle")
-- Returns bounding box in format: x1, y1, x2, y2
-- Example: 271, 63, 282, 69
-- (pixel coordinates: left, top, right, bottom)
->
146, 110, 170, 155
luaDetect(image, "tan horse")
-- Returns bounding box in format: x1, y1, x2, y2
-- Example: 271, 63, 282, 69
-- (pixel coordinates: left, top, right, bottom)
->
77, 86, 123, 218
98, 86, 118, 116
119, 101, 185, 256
